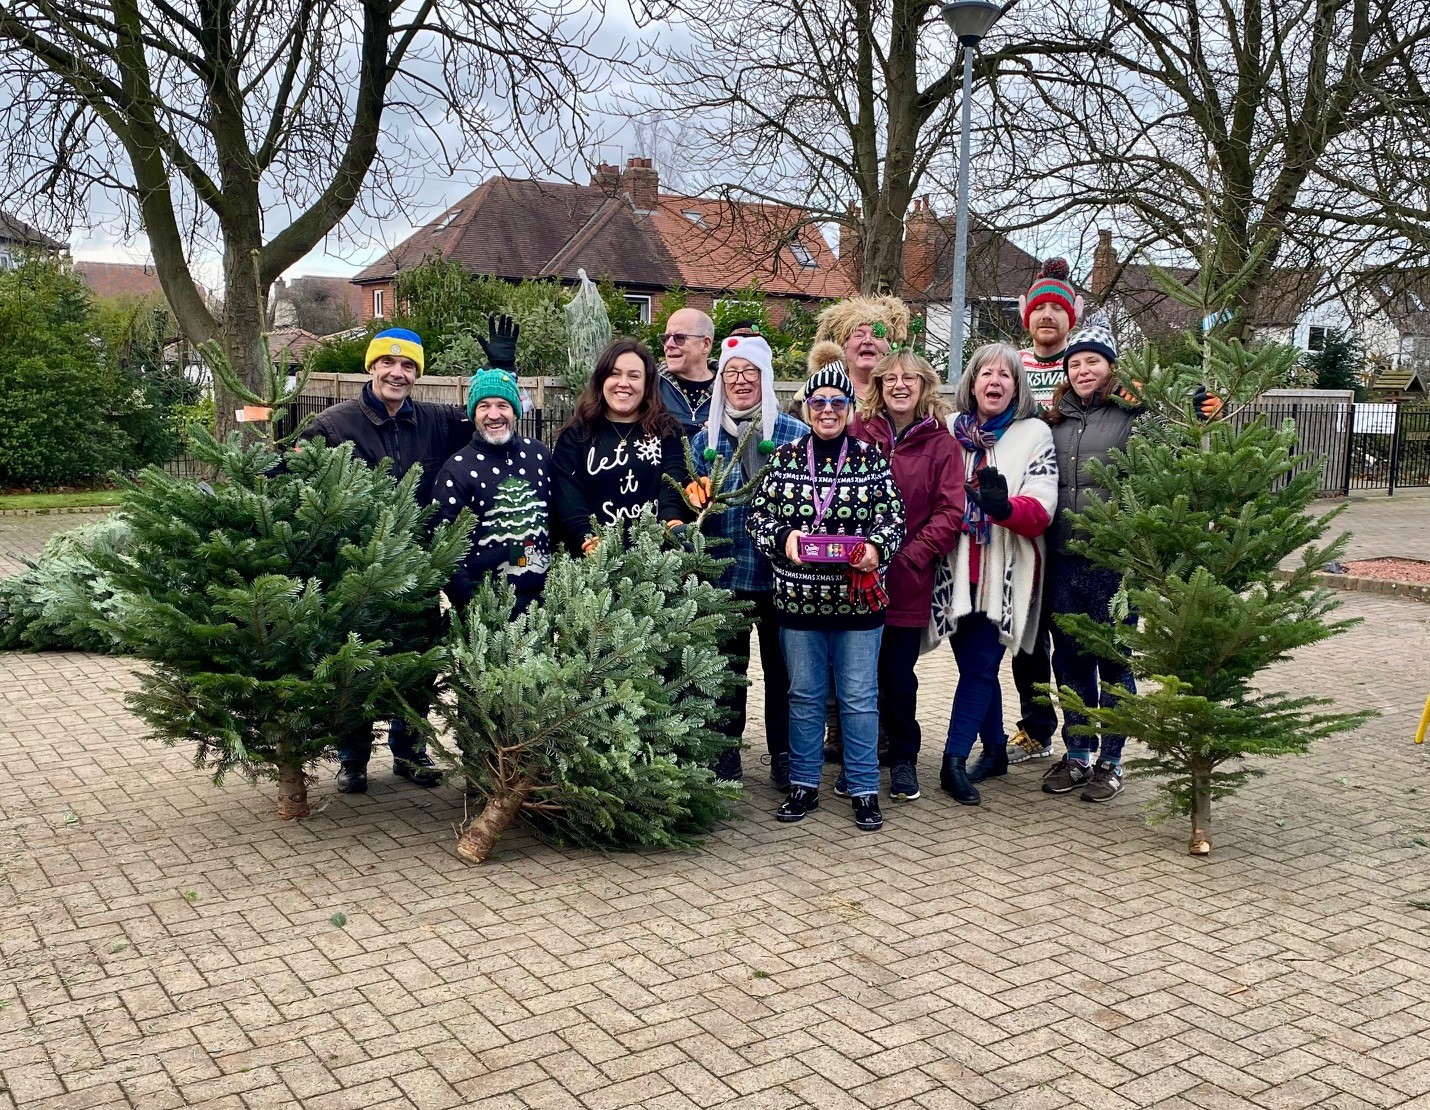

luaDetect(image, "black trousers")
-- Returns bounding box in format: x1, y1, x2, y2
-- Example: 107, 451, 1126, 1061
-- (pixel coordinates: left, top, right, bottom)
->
717, 589, 791, 759
1009, 588, 1057, 744
877, 625, 925, 766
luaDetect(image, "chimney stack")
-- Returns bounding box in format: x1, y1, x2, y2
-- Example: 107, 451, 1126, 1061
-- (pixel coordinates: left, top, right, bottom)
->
1091, 229, 1116, 297
591, 161, 621, 194
621, 157, 659, 213
901, 196, 939, 295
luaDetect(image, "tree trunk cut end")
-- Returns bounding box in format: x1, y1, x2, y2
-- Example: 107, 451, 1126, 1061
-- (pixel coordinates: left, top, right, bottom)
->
455, 779, 534, 864
277, 765, 310, 820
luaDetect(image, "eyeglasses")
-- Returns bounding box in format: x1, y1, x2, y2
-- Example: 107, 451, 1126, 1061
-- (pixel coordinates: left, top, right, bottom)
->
722, 366, 760, 382
659, 332, 710, 347
807, 396, 850, 412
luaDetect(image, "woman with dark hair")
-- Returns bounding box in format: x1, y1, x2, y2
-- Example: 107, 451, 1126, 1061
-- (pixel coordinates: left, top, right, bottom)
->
1039, 312, 1142, 803
551, 337, 688, 554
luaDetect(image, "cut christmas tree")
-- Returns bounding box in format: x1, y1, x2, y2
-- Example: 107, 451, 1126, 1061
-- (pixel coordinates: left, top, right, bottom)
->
101, 343, 472, 819
440, 513, 744, 863
1051, 272, 1375, 855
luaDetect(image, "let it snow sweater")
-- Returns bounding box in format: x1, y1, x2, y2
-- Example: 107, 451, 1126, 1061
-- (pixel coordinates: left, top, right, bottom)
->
746, 431, 905, 631
550, 417, 687, 553
432, 433, 552, 609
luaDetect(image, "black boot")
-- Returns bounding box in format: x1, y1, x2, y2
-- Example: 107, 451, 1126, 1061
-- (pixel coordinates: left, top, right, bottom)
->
966, 744, 1008, 783
393, 749, 442, 788
335, 761, 368, 794
940, 753, 981, 806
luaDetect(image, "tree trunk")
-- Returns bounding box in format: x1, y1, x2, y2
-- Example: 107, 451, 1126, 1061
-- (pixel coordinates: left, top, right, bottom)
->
277, 762, 310, 820
214, 236, 270, 442
1188, 774, 1212, 855
455, 778, 535, 863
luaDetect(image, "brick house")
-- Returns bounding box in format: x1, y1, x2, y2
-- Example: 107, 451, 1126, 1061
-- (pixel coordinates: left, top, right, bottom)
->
351, 159, 854, 325
839, 196, 1069, 358
1088, 229, 1329, 349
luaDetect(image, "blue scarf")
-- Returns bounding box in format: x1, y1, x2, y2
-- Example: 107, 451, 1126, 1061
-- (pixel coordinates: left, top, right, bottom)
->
951, 407, 1017, 545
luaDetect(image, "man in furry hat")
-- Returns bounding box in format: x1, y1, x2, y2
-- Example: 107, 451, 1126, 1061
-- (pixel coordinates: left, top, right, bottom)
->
804, 294, 912, 401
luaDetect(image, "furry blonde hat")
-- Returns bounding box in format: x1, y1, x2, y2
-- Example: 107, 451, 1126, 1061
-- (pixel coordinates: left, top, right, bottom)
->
813, 294, 912, 349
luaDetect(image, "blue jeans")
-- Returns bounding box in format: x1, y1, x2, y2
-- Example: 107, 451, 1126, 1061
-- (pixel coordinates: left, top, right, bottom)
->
780, 626, 883, 796
943, 613, 1008, 759
1047, 553, 1137, 760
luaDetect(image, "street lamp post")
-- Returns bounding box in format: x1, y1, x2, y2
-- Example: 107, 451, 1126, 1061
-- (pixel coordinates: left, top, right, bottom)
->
941, 0, 1003, 384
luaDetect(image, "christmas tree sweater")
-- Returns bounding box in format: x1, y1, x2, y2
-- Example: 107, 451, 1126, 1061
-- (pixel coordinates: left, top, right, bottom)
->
746, 432, 905, 631
550, 417, 687, 553
433, 433, 552, 610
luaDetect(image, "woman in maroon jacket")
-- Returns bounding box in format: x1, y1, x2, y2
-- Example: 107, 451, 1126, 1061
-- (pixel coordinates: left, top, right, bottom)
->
850, 350, 965, 802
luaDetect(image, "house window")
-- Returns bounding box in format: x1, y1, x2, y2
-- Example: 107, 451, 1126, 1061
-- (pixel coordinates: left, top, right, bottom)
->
372, 288, 385, 318
624, 294, 652, 323
681, 210, 708, 228
1307, 325, 1328, 352
432, 209, 462, 233
972, 298, 1023, 343
0, 249, 10, 270
788, 241, 815, 268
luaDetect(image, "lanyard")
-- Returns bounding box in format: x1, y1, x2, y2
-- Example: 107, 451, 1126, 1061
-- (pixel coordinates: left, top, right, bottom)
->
806, 436, 849, 531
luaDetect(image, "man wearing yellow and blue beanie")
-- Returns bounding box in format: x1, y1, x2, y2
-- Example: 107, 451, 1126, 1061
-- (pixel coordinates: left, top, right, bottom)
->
299, 316, 521, 794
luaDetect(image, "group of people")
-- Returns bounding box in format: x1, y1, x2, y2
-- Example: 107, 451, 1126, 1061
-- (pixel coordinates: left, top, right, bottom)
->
300, 262, 1145, 833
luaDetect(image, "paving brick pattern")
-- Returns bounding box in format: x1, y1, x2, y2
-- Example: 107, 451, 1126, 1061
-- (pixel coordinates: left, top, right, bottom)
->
3, 501, 1429, 1109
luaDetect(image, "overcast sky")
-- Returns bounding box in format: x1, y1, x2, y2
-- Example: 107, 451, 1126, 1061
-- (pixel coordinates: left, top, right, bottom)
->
60, 0, 693, 288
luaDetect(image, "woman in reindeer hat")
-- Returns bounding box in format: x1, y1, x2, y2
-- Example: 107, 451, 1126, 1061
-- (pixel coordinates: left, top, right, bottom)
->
688, 334, 809, 786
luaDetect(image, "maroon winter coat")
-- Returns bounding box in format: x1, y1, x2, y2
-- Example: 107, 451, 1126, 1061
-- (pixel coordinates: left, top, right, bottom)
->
851, 412, 966, 627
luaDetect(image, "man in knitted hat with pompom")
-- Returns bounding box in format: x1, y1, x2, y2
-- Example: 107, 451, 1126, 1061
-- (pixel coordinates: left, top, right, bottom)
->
1019, 258, 1083, 406
999, 260, 1082, 769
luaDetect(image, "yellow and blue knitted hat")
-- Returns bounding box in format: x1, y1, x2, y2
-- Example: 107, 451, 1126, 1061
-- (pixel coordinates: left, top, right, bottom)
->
365, 328, 425, 376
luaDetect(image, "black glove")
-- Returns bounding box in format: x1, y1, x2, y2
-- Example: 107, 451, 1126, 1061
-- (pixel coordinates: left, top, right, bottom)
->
965, 466, 1012, 522
478, 314, 520, 370
1191, 384, 1223, 422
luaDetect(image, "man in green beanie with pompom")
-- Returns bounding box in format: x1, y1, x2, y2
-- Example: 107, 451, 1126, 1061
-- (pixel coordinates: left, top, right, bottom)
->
689, 334, 808, 786
432, 368, 551, 616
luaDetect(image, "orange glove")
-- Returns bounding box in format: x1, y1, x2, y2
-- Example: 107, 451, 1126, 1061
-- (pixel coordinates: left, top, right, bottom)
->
1192, 385, 1223, 421
684, 477, 712, 508
1115, 380, 1143, 405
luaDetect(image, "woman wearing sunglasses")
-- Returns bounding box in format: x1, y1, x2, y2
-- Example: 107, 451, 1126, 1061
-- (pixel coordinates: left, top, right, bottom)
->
746, 363, 905, 832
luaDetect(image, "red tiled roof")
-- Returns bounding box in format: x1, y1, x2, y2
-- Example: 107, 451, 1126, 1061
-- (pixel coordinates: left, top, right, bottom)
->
352, 173, 852, 300
649, 196, 854, 298
268, 326, 323, 362
73, 261, 166, 302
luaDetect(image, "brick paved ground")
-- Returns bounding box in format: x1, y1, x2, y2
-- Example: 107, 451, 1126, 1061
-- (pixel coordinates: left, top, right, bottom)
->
3, 500, 1429, 1109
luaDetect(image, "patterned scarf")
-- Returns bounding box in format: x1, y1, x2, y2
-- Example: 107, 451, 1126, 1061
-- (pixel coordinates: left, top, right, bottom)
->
952, 406, 1017, 546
